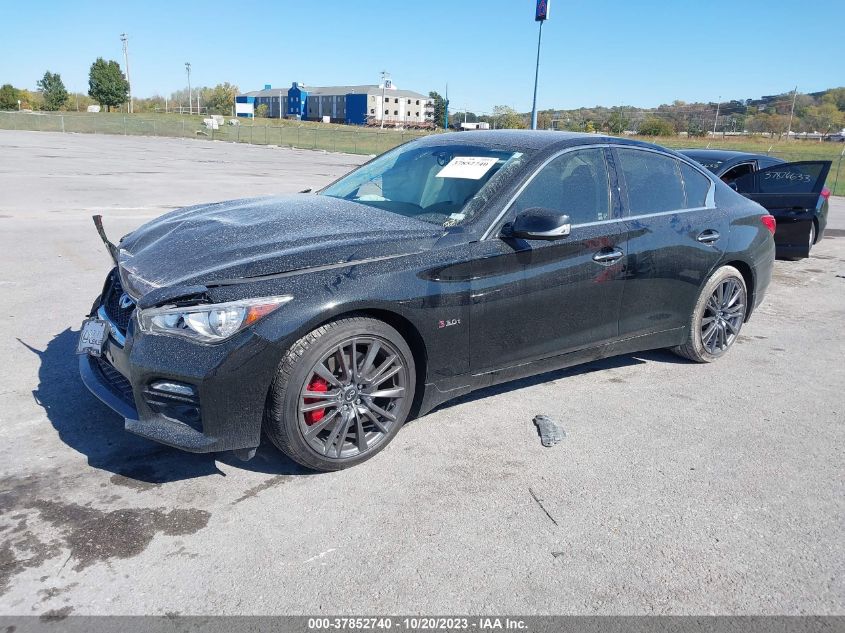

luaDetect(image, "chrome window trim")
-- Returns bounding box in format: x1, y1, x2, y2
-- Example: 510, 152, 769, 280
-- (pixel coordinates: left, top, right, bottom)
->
481, 143, 717, 240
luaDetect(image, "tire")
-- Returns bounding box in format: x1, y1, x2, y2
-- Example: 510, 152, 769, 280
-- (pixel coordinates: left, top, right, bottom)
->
263, 316, 416, 472
672, 265, 748, 363
808, 221, 817, 254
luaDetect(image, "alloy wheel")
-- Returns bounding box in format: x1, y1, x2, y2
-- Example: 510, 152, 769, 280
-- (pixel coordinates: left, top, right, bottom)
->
700, 278, 746, 355
297, 336, 408, 459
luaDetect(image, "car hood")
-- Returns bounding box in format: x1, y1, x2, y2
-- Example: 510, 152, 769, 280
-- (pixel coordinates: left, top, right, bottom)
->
117, 194, 442, 298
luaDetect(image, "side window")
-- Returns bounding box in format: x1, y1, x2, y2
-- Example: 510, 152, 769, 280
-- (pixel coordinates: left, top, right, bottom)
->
719, 162, 754, 184
618, 149, 685, 214
511, 148, 611, 225
680, 162, 711, 208
735, 162, 829, 194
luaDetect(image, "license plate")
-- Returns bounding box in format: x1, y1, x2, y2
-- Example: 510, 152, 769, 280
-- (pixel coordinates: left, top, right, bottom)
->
76, 318, 108, 356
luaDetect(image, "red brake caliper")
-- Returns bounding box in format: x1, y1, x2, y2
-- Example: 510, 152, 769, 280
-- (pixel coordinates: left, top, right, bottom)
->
303, 376, 329, 425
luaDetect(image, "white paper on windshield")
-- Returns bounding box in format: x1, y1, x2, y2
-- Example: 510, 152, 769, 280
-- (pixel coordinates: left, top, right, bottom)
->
436, 156, 498, 180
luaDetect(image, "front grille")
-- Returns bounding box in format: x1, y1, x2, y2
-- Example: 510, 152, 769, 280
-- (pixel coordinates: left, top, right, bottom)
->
102, 272, 134, 333
94, 356, 135, 408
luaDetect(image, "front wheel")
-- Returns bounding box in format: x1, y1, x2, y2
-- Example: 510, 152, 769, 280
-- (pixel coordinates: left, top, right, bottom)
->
672, 265, 748, 363
263, 317, 416, 472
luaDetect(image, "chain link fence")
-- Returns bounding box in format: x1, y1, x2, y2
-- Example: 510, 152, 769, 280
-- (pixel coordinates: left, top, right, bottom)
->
0, 112, 434, 156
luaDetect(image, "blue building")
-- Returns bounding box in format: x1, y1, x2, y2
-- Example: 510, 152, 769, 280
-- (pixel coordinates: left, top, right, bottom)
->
237, 81, 433, 126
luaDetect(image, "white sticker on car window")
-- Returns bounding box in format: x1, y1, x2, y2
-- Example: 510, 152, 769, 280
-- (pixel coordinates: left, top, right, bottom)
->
436, 156, 499, 180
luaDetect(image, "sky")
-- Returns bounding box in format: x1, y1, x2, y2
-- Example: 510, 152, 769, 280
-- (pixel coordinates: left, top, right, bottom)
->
1, 0, 843, 114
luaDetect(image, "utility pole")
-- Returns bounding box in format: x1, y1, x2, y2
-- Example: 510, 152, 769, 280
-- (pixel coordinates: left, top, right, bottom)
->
712, 96, 721, 137
120, 33, 132, 114
444, 83, 449, 130
787, 85, 798, 138
380, 70, 389, 129
531, 0, 550, 130
185, 62, 192, 115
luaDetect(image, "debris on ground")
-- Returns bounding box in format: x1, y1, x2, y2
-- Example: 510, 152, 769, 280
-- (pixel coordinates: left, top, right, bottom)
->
533, 415, 565, 447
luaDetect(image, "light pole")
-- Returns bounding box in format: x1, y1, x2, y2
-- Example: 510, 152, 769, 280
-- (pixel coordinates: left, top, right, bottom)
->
531, 0, 550, 130
380, 70, 389, 129
120, 33, 132, 114
185, 62, 192, 115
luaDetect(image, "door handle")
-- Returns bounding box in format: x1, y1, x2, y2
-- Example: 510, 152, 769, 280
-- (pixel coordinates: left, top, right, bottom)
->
697, 229, 721, 244
593, 248, 624, 265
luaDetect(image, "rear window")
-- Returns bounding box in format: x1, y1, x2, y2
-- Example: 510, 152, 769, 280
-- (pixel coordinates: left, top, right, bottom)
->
680, 162, 711, 208
681, 153, 724, 173
618, 149, 685, 214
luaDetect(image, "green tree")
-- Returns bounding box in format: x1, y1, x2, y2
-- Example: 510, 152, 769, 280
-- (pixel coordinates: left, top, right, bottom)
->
606, 109, 630, 134
687, 119, 707, 137
821, 87, 845, 111
536, 110, 555, 130
492, 105, 526, 129
638, 117, 675, 136
0, 84, 20, 110
37, 71, 68, 111
255, 103, 269, 118
205, 82, 239, 115
761, 113, 789, 136
88, 58, 129, 112
805, 103, 843, 133
429, 91, 447, 128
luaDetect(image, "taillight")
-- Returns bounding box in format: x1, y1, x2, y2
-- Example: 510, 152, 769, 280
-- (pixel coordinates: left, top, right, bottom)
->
821, 187, 831, 201
761, 215, 776, 235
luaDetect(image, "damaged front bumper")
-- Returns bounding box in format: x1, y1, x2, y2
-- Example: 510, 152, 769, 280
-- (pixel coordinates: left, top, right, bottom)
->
78, 272, 283, 455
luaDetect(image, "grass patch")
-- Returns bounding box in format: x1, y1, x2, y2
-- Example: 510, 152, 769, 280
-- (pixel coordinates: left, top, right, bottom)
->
0, 111, 435, 156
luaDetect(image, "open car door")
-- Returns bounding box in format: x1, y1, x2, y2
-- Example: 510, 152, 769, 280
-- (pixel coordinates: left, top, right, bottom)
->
733, 160, 831, 212
733, 161, 831, 258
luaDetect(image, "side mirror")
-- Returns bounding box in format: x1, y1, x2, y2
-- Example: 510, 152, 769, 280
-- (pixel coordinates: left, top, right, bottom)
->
505, 208, 571, 240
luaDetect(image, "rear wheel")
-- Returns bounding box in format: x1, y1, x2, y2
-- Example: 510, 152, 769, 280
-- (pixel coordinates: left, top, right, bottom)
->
808, 221, 817, 254
672, 265, 747, 363
263, 317, 415, 471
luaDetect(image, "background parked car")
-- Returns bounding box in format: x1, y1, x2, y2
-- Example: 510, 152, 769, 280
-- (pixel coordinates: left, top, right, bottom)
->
680, 149, 831, 259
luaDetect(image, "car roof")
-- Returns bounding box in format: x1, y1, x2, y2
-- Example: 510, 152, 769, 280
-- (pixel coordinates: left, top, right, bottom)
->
413, 130, 678, 155
678, 148, 772, 161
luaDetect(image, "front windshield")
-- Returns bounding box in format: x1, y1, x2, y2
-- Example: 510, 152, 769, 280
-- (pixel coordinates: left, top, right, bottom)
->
320, 143, 524, 226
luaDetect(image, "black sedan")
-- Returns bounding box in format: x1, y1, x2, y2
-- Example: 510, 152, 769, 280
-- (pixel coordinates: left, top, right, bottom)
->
78, 132, 775, 471
679, 149, 831, 259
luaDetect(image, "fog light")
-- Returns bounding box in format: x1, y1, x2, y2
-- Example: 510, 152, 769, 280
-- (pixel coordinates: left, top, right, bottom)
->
150, 381, 196, 397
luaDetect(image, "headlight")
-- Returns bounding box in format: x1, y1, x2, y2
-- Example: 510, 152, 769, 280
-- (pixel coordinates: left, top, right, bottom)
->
137, 296, 292, 343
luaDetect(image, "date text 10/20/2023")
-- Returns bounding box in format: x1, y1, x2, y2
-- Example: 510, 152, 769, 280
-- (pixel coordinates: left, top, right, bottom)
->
307, 617, 528, 631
